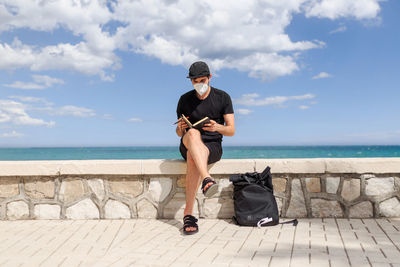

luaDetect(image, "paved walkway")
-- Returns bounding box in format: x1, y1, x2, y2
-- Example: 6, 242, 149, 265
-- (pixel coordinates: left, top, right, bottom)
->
0, 218, 399, 267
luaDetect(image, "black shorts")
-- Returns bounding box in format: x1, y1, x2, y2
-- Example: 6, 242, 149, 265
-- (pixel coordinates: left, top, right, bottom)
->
179, 139, 222, 164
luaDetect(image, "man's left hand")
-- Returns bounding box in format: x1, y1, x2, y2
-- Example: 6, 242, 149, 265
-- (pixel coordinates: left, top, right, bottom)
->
203, 120, 220, 132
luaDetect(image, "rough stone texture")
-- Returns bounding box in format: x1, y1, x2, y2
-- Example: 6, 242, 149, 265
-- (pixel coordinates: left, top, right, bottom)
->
7, 201, 29, 220
349, 201, 373, 218
137, 199, 158, 219
59, 178, 85, 202
24, 177, 55, 199
203, 197, 234, 218
341, 179, 360, 202
0, 178, 19, 198
311, 199, 343, 217
108, 178, 143, 198
365, 177, 395, 196
148, 178, 172, 203
286, 179, 307, 218
272, 178, 287, 193
305, 178, 321, 193
216, 178, 233, 196
164, 192, 199, 219
276, 197, 283, 215
66, 199, 99, 219
34, 204, 61, 219
379, 197, 400, 217
326, 177, 340, 194
104, 200, 130, 219
87, 179, 105, 201
177, 176, 186, 188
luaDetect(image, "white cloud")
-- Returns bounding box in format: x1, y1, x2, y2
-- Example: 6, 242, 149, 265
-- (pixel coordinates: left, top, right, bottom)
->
8, 95, 54, 106
298, 105, 310, 109
0, 99, 55, 127
4, 74, 64, 90
236, 109, 253, 115
128, 118, 142, 122
0, 0, 383, 80
102, 114, 114, 120
330, 25, 347, 34
1, 130, 24, 138
55, 106, 96, 118
303, 0, 381, 20
234, 93, 315, 107
312, 72, 333, 79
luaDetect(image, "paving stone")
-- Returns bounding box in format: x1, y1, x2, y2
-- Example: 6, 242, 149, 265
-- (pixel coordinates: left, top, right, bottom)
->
137, 199, 157, 219
34, 204, 61, 219
163, 192, 199, 219
306, 178, 321, 193
326, 177, 340, 194
6, 201, 29, 220
148, 178, 172, 202
311, 199, 343, 217
104, 199, 131, 219
349, 201, 373, 218
272, 178, 287, 193
203, 197, 234, 219
286, 179, 307, 217
341, 179, 360, 201
59, 178, 85, 202
108, 177, 143, 198
24, 177, 55, 199
365, 177, 395, 196
379, 197, 400, 217
87, 178, 105, 201
66, 198, 99, 219
0, 178, 19, 198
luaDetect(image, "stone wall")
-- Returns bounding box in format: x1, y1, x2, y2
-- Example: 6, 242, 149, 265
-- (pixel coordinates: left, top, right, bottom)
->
0, 158, 399, 220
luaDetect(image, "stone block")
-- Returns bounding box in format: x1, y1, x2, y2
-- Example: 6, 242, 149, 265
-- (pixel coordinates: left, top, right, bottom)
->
59, 178, 85, 202
341, 179, 360, 202
34, 204, 61, 219
311, 199, 343, 217
276, 197, 283, 216
305, 178, 321, 193
286, 179, 307, 218
163, 192, 199, 219
66, 199, 99, 219
87, 179, 105, 201
7, 201, 29, 220
142, 159, 186, 175
137, 199, 158, 219
24, 177, 55, 199
349, 202, 373, 218
272, 178, 286, 193
108, 178, 143, 198
148, 178, 172, 203
203, 197, 234, 219
177, 176, 185, 188
255, 159, 326, 173
105, 200, 131, 219
216, 178, 233, 196
326, 177, 340, 194
365, 177, 395, 196
58, 160, 141, 175
379, 197, 400, 217
0, 178, 19, 198
209, 159, 255, 174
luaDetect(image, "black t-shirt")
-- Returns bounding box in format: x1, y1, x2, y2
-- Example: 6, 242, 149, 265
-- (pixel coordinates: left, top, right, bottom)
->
176, 86, 234, 142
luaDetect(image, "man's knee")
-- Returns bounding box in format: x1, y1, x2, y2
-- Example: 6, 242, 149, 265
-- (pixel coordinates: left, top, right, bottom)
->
183, 129, 201, 146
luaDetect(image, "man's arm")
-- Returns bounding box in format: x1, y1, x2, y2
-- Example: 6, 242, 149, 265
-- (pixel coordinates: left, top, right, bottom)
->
202, 113, 235, 136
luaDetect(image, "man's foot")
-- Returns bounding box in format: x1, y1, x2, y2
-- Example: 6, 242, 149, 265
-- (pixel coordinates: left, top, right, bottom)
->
202, 177, 218, 198
183, 215, 198, 235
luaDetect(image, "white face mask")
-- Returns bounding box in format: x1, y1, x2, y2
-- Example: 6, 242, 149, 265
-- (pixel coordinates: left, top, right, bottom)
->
193, 83, 209, 96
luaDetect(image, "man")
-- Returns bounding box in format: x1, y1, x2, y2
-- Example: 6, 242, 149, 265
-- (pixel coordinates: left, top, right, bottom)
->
176, 61, 235, 235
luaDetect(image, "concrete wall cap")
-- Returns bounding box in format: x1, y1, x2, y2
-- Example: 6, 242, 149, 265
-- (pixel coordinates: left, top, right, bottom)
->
0, 158, 399, 176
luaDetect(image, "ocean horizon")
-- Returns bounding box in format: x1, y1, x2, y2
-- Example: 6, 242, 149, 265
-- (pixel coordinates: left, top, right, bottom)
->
0, 145, 399, 161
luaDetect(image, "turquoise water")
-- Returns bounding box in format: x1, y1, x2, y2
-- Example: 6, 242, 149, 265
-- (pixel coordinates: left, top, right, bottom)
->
0, 146, 399, 160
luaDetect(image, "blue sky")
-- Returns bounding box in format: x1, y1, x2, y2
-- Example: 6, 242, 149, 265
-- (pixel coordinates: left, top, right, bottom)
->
0, 0, 399, 147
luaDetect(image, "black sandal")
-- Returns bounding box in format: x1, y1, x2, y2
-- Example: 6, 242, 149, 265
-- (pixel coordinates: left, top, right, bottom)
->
201, 177, 218, 198
183, 215, 199, 235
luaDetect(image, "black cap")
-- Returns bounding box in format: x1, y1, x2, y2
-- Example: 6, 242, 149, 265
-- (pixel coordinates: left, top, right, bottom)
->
187, 61, 210, 79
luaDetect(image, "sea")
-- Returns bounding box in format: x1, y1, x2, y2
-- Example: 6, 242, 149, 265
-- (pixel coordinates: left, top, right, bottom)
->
0, 146, 399, 161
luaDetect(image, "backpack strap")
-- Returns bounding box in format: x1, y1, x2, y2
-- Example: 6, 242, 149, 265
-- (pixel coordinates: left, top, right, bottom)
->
279, 219, 298, 226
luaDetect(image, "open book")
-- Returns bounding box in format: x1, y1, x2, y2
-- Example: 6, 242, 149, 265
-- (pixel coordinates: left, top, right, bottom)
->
181, 114, 210, 130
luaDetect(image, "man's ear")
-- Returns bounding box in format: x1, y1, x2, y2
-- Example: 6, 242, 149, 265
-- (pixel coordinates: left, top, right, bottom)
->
208, 74, 212, 81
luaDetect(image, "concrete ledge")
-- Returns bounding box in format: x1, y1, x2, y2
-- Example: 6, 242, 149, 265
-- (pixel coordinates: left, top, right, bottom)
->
0, 158, 400, 176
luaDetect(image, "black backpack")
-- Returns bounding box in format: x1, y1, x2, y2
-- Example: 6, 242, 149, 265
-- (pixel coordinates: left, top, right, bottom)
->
230, 166, 297, 227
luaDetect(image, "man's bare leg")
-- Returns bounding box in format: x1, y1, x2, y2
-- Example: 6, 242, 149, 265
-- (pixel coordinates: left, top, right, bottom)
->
182, 129, 211, 179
